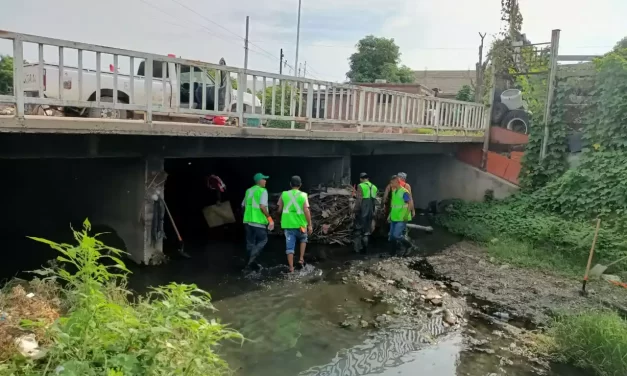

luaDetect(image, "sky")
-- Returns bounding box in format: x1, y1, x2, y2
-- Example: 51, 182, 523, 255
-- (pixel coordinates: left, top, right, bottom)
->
0, 0, 625, 82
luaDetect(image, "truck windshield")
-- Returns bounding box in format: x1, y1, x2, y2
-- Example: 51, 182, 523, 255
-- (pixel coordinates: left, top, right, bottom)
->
179, 66, 216, 85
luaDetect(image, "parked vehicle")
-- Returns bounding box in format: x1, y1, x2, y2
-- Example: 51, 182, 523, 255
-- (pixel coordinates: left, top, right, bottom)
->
22, 57, 261, 120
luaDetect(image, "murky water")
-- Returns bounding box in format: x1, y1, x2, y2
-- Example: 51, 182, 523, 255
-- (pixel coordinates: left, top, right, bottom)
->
129, 232, 591, 376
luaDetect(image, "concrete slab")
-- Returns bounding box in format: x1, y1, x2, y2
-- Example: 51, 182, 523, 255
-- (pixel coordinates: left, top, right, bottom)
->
0, 116, 484, 144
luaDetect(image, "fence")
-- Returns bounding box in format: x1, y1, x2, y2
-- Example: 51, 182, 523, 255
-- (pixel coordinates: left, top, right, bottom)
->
0, 30, 489, 135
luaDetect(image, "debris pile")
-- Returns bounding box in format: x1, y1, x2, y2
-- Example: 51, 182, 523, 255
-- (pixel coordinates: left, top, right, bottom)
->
0, 282, 61, 361
269, 185, 355, 245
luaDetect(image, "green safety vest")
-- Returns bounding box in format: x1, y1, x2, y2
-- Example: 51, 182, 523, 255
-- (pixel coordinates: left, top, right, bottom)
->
390, 187, 412, 222
359, 181, 378, 199
280, 189, 308, 229
243, 185, 269, 225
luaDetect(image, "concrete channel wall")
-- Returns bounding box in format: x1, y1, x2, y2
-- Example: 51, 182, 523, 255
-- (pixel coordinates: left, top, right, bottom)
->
0, 133, 515, 275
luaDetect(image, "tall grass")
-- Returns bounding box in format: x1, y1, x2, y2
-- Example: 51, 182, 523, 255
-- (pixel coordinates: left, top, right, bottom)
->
487, 239, 586, 278
550, 310, 627, 376
0, 219, 241, 376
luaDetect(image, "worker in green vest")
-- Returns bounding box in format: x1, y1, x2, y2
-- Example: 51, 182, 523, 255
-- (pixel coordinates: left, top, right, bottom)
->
353, 172, 378, 253
388, 175, 416, 256
277, 176, 313, 273
241, 173, 274, 269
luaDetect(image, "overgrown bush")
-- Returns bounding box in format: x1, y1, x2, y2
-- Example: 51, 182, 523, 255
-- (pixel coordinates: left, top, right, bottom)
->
1, 219, 241, 376
550, 310, 627, 376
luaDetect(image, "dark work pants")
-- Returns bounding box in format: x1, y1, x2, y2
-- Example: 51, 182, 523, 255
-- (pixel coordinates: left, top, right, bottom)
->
245, 224, 268, 264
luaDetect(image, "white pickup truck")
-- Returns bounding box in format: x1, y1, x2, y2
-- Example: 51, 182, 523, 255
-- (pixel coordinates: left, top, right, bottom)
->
22, 58, 261, 120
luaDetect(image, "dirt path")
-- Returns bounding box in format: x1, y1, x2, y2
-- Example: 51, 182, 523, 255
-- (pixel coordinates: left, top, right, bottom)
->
425, 241, 627, 325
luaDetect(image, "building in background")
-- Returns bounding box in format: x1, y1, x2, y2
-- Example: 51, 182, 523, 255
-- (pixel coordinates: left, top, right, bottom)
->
413, 70, 475, 99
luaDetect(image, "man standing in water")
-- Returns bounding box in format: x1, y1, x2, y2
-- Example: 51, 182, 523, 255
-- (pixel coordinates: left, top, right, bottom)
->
353, 172, 378, 253
277, 176, 313, 273
388, 175, 416, 256
242, 173, 274, 269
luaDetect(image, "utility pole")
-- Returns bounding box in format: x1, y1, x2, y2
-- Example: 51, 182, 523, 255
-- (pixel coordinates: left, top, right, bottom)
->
298, 63, 301, 77
294, 0, 302, 78
279, 48, 284, 75
475, 32, 486, 103
509, 0, 518, 40
244, 16, 250, 70
303, 61, 307, 78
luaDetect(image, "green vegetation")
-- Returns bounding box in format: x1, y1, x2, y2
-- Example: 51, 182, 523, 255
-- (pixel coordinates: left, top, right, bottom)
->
550, 311, 627, 376
0, 55, 13, 95
455, 85, 474, 102
346, 35, 414, 83
437, 40, 627, 376
0, 219, 240, 375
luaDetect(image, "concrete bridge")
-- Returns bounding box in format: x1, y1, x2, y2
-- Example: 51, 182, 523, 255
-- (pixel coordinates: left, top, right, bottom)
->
0, 32, 511, 276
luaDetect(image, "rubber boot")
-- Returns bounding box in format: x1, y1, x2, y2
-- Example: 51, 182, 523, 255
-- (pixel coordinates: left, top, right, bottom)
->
361, 234, 370, 254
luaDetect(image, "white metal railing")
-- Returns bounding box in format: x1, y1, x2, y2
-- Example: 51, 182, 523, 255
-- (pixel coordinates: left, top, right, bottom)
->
0, 30, 489, 135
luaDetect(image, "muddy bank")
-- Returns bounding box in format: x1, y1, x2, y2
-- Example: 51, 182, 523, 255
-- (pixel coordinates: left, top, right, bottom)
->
425, 241, 627, 325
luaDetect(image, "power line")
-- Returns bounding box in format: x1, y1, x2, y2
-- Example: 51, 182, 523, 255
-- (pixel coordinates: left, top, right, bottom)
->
165, 0, 329, 79
138, 0, 296, 74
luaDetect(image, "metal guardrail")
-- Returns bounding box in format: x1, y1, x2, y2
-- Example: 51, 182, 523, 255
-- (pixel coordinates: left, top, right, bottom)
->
0, 30, 489, 135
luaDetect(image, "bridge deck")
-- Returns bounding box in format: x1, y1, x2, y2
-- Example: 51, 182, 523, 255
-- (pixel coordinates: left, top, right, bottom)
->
0, 30, 488, 143
0, 116, 484, 143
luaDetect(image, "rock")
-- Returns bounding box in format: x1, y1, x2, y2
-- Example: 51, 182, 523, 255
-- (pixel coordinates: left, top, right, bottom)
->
436, 281, 446, 288
431, 299, 443, 306
489, 257, 496, 263
423, 287, 429, 291
451, 282, 462, 291
425, 292, 442, 300
492, 311, 510, 321
296, 351, 303, 358
443, 309, 457, 325
499, 356, 514, 366
358, 271, 365, 277
360, 320, 369, 328
375, 314, 390, 323
602, 274, 622, 282
339, 320, 352, 328
499, 263, 510, 270
386, 279, 396, 285
475, 347, 495, 354
361, 298, 375, 304
393, 308, 402, 315
509, 342, 517, 350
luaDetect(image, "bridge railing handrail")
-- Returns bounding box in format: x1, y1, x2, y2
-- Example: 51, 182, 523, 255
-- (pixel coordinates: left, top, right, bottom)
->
0, 30, 489, 134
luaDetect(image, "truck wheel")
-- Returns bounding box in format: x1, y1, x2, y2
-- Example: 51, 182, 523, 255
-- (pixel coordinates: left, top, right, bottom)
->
88, 96, 128, 119
501, 110, 530, 134
491, 102, 508, 124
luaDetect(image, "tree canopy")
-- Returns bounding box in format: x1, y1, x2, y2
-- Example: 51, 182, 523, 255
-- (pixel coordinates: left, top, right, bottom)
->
0, 55, 13, 95
346, 36, 414, 83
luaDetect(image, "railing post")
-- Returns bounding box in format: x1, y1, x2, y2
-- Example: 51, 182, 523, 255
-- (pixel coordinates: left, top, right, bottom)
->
433, 100, 441, 135
306, 82, 314, 131
237, 72, 244, 127
12, 37, 24, 119
144, 57, 153, 124
357, 89, 365, 132
400, 94, 407, 126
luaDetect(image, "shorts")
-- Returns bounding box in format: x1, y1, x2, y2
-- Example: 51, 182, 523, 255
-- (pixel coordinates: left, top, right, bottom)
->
284, 228, 308, 254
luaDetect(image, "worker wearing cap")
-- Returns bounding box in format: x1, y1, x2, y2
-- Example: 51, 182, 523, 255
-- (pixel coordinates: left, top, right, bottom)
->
383, 172, 413, 238
388, 175, 416, 256
277, 176, 313, 273
353, 172, 378, 253
242, 173, 273, 269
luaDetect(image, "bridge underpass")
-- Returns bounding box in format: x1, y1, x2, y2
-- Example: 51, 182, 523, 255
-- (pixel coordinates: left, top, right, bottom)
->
0, 133, 518, 280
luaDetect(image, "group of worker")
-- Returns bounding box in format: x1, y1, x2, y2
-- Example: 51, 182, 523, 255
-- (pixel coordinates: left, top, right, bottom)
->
353, 172, 416, 257
240, 171, 416, 273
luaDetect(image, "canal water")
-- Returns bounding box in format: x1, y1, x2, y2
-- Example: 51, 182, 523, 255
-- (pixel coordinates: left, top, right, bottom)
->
129, 233, 591, 376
